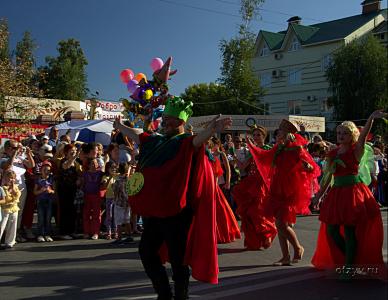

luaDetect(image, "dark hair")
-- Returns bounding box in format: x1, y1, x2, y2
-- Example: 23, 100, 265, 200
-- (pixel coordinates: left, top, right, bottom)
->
115, 132, 126, 145
118, 162, 128, 175
104, 161, 117, 176
82, 142, 97, 154
107, 143, 119, 154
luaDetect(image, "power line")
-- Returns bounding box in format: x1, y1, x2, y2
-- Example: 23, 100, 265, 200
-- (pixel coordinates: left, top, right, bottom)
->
156, 0, 284, 26
214, 0, 325, 22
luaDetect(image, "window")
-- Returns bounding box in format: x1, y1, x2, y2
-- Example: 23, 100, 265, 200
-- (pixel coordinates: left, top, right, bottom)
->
321, 54, 333, 71
288, 69, 302, 85
260, 72, 272, 88
288, 36, 301, 52
260, 43, 270, 57
288, 100, 301, 115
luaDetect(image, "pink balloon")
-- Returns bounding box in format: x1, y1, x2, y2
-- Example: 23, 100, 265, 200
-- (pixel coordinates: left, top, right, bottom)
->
150, 57, 164, 72
127, 80, 139, 93
120, 69, 134, 84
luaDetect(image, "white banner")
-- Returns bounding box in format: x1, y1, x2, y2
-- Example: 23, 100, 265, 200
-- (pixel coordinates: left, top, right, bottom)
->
84, 100, 124, 120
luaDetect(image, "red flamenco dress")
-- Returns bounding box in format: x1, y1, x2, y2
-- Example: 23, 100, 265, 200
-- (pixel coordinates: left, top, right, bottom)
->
249, 134, 320, 224
232, 149, 277, 250
210, 155, 241, 244
312, 146, 386, 279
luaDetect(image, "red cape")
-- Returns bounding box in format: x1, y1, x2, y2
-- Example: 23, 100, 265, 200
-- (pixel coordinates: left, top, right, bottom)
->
130, 135, 219, 284
248, 135, 320, 223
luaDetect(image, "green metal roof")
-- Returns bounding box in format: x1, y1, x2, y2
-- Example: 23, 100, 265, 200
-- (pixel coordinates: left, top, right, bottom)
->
261, 31, 285, 49
259, 9, 387, 50
291, 23, 320, 44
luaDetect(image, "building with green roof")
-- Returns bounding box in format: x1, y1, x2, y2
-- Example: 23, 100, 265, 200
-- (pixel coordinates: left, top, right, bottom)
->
252, 0, 387, 129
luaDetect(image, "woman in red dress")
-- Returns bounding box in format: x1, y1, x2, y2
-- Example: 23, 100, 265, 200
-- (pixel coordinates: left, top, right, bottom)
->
232, 125, 277, 250
312, 110, 387, 279
208, 137, 241, 244
248, 120, 320, 265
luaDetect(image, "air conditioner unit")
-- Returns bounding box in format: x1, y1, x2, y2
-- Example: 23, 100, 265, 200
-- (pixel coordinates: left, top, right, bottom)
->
274, 53, 283, 60
272, 69, 281, 78
307, 95, 317, 102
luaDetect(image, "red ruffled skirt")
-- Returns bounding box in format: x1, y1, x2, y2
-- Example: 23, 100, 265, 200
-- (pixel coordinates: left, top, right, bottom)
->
215, 185, 241, 244
312, 183, 387, 279
232, 174, 277, 250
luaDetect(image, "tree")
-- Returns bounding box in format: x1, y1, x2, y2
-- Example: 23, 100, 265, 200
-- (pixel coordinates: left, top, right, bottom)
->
181, 83, 230, 116
182, 0, 266, 116
0, 19, 44, 121
218, 0, 265, 110
327, 35, 388, 123
39, 38, 88, 101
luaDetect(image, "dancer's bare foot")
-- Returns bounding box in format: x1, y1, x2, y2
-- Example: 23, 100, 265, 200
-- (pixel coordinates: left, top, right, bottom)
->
292, 246, 304, 263
272, 256, 291, 266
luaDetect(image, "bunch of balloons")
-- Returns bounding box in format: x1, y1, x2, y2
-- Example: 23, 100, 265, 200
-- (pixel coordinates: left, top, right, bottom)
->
119, 56, 177, 131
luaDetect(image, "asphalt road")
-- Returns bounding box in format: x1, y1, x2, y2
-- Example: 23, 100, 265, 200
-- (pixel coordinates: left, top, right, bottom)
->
1, 211, 387, 300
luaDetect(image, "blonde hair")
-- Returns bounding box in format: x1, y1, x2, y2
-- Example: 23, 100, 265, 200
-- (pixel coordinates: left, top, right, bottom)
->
338, 121, 360, 143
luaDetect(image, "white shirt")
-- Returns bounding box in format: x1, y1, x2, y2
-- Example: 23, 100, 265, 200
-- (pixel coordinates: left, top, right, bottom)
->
235, 147, 249, 177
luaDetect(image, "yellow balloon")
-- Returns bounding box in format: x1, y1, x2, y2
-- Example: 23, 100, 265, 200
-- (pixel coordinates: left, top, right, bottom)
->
143, 89, 153, 101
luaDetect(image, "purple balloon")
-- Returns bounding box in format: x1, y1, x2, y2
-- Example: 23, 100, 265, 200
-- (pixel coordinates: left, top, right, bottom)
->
127, 80, 139, 93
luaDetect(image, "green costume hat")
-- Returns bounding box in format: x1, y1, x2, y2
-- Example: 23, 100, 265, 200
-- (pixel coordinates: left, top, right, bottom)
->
163, 96, 193, 122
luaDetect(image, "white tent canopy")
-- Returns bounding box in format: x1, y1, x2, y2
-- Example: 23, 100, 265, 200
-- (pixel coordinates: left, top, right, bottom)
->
45, 120, 114, 146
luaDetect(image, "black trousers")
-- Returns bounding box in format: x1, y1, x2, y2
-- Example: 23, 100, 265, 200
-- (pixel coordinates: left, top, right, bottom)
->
139, 207, 193, 298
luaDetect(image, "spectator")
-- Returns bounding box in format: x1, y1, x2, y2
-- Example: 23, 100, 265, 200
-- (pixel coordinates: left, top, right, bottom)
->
57, 144, 80, 240
297, 124, 311, 142
82, 158, 103, 240
33, 161, 55, 242
48, 127, 59, 149
0, 140, 35, 242
234, 136, 249, 179
112, 163, 133, 243
41, 135, 50, 145
0, 170, 21, 249
100, 161, 118, 239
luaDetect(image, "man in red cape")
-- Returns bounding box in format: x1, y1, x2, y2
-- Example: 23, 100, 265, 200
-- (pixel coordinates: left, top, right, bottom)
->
114, 97, 231, 300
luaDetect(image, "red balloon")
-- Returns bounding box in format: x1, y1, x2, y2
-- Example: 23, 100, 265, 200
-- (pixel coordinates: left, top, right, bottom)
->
120, 69, 134, 84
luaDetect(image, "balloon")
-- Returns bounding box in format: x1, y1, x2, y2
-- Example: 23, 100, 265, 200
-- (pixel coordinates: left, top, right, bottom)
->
150, 57, 164, 72
143, 89, 153, 101
120, 69, 134, 84
127, 80, 139, 93
135, 73, 147, 83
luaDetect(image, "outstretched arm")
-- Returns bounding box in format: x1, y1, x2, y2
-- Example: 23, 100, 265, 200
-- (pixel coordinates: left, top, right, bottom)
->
192, 115, 232, 148
113, 118, 143, 145
355, 110, 387, 161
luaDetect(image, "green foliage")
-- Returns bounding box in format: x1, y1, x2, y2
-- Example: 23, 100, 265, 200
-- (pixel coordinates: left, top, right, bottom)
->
327, 35, 388, 123
39, 38, 88, 101
0, 19, 10, 62
217, 0, 265, 113
0, 19, 45, 121
181, 82, 265, 116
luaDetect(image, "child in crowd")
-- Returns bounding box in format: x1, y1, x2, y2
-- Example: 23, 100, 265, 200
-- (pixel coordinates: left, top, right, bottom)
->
33, 161, 55, 242
82, 158, 103, 240
0, 170, 21, 249
96, 143, 105, 170
113, 163, 133, 243
101, 161, 118, 239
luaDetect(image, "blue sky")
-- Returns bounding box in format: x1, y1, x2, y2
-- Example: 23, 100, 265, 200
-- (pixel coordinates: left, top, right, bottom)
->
1, 0, 386, 102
